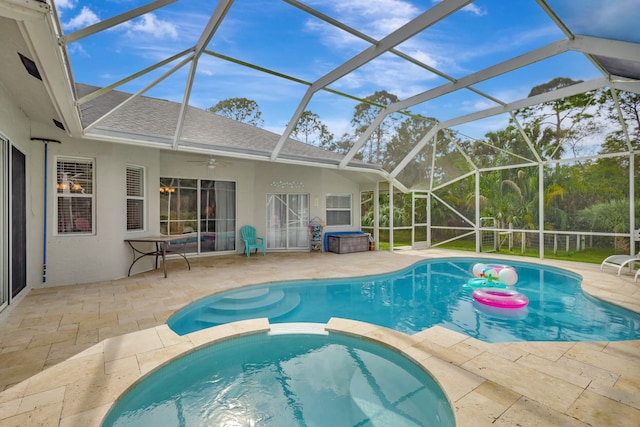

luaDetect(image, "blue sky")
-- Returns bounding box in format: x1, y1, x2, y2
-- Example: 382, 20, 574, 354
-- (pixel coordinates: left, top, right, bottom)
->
54, 0, 621, 141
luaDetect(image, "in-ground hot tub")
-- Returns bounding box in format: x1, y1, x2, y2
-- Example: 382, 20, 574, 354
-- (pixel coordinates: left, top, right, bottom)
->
102, 328, 455, 426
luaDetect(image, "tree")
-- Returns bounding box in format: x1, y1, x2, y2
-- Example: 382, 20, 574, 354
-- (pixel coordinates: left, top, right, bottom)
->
578, 199, 639, 251
479, 169, 535, 230
597, 90, 640, 153
291, 110, 334, 148
361, 193, 409, 228
350, 90, 400, 164
612, 91, 640, 144
383, 115, 434, 188
515, 77, 599, 160
208, 97, 264, 127
477, 126, 537, 168
330, 133, 361, 157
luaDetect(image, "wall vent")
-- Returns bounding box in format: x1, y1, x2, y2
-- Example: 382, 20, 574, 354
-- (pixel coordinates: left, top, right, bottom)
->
52, 119, 65, 131
18, 52, 42, 81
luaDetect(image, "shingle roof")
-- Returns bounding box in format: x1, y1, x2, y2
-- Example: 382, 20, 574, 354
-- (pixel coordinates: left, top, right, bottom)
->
77, 83, 378, 169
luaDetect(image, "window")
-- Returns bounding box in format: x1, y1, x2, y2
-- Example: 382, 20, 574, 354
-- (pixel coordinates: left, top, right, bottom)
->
326, 194, 351, 226
160, 178, 236, 253
160, 178, 197, 236
56, 157, 94, 234
126, 165, 145, 231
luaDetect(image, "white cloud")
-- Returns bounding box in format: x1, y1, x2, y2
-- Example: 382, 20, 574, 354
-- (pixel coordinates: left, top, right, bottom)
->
319, 116, 352, 138
303, 20, 369, 54
468, 99, 501, 112
300, 0, 446, 99
122, 13, 179, 40
55, 0, 76, 10
66, 42, 89, 57
462, 3, 487, 16
431, 0, 487, 16
311, 0, 420, 39
63, 6, 99, 31
452, 115, 511, 140
409, 49, 440, 69
301, 0, 420, 49
330, 55, 437, 101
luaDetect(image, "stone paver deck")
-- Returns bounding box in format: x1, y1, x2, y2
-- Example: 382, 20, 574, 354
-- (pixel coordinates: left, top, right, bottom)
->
0, 249, 638, 426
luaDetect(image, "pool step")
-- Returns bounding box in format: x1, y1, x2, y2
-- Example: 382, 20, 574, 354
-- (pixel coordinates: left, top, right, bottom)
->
195, 291, 301, 326
208, 289, 286, 313
220, 288, 271, 303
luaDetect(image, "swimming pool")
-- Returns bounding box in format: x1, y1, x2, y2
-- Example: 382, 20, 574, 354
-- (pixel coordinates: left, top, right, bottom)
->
168, 258, 640, 342
102, 331, 455, 427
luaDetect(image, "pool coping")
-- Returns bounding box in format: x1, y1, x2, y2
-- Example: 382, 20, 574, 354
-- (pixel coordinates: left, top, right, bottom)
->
101, 319, 464, 426
7, 313, 639, 426
0, 317, 472, 426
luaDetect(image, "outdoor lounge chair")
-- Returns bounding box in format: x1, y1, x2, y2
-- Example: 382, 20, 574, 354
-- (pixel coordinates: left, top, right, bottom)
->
240, 225, 266, 257
600, 251, 640, 276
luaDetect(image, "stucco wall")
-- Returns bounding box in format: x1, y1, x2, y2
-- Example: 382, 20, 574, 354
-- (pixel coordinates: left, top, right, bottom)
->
25, 137, 366, 288
2, 83, 370, 289
161, 155, 363, 247
29, 123, 162, 286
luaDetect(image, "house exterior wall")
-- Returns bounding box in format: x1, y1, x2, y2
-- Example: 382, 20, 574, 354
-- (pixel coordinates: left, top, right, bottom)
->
17, 131, 365, 288
319, 168, 363, 233
251, 162, 362, 238
29, 122, 162, 286
1, 86, 367, 290
160, 155, 362, 247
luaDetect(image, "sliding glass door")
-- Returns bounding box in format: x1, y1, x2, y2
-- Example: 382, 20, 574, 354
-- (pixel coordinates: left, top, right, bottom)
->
0, 137, 7, 311
266, 193, 309, 250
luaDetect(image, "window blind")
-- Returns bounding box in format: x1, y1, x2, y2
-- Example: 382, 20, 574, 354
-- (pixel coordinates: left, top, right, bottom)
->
56, 157, 94, 234
126, 165, 145, 231
326, 194, 352, 226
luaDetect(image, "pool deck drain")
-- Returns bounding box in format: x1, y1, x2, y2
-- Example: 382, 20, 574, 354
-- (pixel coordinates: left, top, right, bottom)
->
0, 250, 638, 426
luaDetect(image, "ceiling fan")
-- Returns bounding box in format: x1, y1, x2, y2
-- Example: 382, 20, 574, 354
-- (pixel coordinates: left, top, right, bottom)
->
187, 155, 232, 169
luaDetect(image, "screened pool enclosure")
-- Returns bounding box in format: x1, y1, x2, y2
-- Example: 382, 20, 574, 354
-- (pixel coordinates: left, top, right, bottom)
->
52, 0, 639, 258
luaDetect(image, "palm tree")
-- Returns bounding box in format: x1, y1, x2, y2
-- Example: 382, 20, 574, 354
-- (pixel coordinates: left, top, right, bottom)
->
578, 199, 637, 251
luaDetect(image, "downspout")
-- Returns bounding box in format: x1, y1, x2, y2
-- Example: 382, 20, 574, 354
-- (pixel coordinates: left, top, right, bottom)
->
31, 138, 60, 283
43, 142, 47, 283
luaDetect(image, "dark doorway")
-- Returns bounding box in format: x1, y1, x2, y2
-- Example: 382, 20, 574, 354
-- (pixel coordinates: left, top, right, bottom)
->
11, 146, 26, 298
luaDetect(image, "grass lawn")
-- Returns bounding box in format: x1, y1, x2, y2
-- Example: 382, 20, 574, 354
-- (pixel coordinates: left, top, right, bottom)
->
377, 237, 616, 265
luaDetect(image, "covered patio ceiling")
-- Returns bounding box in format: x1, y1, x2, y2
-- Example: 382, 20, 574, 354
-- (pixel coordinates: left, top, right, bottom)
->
4, 0, 640, 190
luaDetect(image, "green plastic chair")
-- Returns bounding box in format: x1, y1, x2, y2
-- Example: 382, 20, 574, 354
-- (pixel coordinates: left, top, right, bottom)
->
240, 225, 266, 257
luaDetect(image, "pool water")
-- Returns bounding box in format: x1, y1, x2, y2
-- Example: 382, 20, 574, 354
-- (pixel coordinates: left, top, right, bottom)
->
169, 258, 640, 342
102, 332, 455, 427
